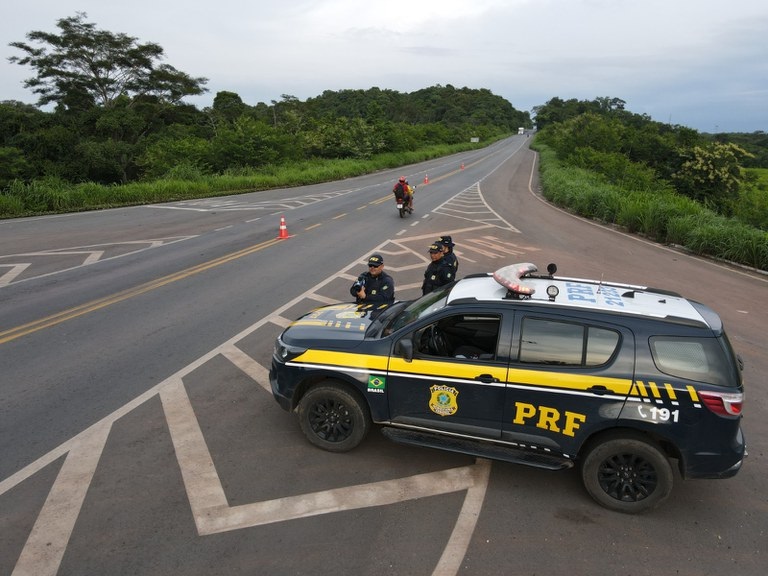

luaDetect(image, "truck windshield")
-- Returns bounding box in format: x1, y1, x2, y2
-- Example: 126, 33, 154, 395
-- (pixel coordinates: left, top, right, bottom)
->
384, 285, 451, 334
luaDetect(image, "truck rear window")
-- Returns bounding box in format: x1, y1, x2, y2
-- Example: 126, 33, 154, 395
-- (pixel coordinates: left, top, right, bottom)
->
649, 336, 738, 387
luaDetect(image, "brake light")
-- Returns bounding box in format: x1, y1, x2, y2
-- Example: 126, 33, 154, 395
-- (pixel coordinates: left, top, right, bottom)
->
699, 390, 743, 417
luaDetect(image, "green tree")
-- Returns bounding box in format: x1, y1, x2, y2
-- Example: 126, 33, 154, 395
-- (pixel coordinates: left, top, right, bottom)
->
208, 116, 283, 170
543, 113, 625, 158
137, 135, 212, 179
210, 91, 247, 126
8, 12, 208, 109
672, 142, 754, 215
0, 146, 31, 187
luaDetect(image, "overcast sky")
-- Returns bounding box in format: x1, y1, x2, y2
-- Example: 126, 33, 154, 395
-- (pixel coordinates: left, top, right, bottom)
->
3, 1, 767, 133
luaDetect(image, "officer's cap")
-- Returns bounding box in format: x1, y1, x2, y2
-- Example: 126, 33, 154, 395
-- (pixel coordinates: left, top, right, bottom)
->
438, 235, 455, 248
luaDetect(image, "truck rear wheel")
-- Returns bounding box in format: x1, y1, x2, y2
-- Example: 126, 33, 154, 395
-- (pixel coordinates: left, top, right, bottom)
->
581, 435, 673, 514
298, 383, 371, 452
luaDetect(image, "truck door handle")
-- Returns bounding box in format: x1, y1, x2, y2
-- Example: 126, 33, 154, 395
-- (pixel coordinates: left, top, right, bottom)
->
587, 385, 612, 395
475, 374, 499, 383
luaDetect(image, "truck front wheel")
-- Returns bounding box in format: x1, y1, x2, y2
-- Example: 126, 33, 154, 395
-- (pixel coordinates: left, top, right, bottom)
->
297, 383, 371, 452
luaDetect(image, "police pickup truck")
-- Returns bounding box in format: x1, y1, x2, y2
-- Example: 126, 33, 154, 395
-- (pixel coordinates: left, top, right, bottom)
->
270, 263, 745, 513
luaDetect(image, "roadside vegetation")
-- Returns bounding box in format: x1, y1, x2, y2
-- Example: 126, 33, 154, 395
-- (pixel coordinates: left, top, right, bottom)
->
1, 13, 525, 217
3, 13, 767, 271
0, 140, 495, 216
531, 98, 768, 271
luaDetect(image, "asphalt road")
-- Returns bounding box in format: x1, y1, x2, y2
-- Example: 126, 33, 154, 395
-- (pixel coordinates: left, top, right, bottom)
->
1, 135, 766, 576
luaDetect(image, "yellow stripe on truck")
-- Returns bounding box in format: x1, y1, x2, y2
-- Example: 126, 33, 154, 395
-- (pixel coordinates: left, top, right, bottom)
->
293, 349, 389, 371
508, 367, 634, 394
388, 357, 508, 381
293, 350, 633, 395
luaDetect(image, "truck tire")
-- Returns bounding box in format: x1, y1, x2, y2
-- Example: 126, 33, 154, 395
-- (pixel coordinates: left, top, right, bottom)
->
581, 435, 673, 514
298, 383, 371, 452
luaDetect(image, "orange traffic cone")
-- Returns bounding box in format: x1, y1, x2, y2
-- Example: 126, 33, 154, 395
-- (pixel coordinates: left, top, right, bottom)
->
423, 174, 429, 184
277, 215, 292, 239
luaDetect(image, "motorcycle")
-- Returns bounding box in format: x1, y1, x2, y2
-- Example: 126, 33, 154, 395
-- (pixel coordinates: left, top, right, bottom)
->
394, 185, 415, 218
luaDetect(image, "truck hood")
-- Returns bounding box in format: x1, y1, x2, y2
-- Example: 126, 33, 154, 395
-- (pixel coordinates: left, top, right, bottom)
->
282, 302, 389, 344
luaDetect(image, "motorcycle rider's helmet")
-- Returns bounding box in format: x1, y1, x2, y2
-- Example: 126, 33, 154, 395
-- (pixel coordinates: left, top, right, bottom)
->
399, 176, 406, 182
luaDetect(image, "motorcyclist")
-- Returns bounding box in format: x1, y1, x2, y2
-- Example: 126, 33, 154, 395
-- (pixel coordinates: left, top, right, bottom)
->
404, 179, 415, 212
393, 176, 413, 214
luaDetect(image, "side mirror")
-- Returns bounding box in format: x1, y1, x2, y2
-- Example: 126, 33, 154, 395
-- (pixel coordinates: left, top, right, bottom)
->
395, 338, 413, 362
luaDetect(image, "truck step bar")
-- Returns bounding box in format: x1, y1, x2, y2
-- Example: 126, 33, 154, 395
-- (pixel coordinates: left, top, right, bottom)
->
380, 427, 574, 471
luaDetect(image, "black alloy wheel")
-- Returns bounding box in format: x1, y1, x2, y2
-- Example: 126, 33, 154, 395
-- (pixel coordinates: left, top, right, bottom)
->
297, 383, 371, 452
581, 436, 674, 514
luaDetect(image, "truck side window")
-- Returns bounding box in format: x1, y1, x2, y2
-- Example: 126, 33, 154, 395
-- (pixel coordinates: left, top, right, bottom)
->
416, 314, 500, 360
519, 318, 619, 366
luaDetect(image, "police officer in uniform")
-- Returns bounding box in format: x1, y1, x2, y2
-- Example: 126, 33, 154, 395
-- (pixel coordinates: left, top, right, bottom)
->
350, 253, 395, 304
421, 243, 454, 295
437, 235, 458, 274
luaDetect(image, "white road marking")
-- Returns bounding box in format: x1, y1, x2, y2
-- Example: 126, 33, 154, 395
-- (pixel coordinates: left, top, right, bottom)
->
0, 263, 30, 286
433, 183, 519, 232
4, 224, 513, 575
148, 190, 358, 213
432, 459, 492, 576
0, 237, 195, 287
12, 421, 111, 576
220, 344, 270, 391
164, 372, 487, 534
308, 293, 339, 305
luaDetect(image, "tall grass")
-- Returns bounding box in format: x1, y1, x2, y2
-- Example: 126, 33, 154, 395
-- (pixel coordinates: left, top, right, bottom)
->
0, 141, 491, 218
533, 141, 768, 271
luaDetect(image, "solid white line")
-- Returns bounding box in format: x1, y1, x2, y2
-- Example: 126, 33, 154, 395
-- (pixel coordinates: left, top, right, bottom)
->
0, 263, 30, 287
432, 459, 492, 576
160, 379, 229, 521
307, 293, 339, 305
197, 464, 482, 535
220, 344, 270, 392
12, 421, 111, 576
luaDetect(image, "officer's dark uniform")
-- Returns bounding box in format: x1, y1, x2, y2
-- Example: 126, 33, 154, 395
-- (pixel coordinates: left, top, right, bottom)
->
438, 236, 459, 275
350, 254, 395, 304
421, 244, 454, 295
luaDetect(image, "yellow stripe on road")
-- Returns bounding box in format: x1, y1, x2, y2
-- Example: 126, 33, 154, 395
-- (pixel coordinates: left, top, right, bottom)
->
0, 237, 284, 344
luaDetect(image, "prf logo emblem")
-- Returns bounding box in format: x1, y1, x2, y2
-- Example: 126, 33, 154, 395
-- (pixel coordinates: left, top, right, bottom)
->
368, 375, 386, 394
429, 385, 458, 416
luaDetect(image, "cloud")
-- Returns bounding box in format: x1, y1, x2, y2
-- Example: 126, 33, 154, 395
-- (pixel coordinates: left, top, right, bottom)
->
2, 0, 767, 132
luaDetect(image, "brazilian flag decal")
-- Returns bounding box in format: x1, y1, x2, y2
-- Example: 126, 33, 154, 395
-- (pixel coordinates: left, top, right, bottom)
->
367, 375, 386, 394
